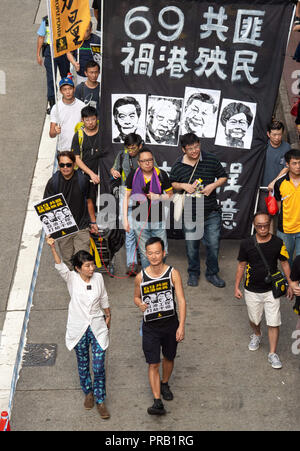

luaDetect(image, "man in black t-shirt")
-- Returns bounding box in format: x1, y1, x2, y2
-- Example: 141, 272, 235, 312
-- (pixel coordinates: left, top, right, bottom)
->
44, 151, 98, 269
71, 106, 101, 185
123, 148, 173, 269
235, 212, 292, 369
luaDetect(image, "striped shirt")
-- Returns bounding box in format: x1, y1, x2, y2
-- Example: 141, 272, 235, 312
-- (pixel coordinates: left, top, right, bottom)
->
169, 150, 227, 218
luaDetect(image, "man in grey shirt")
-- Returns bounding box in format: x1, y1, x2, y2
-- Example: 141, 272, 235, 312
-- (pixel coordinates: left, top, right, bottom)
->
75, 61, 100, 113
258, 120, 290, 216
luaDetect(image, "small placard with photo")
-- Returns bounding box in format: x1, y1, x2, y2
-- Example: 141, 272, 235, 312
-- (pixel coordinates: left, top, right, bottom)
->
34, 193, 78, 240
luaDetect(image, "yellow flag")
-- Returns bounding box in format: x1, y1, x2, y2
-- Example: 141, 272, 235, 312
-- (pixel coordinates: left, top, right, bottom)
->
49, 0, 91, 58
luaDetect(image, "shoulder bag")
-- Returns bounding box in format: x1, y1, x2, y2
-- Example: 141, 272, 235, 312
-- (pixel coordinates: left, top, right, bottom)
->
173, 158, 200, 222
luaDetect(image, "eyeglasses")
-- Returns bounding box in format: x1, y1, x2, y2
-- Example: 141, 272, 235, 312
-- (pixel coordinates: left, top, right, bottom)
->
59, 162, 73, 168
185, 144, 200, 152
254, 223, 270, 229
139, 158, 153, 163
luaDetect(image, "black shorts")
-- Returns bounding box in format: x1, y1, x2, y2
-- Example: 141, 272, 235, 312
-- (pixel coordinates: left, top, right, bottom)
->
142, 318, 179, 364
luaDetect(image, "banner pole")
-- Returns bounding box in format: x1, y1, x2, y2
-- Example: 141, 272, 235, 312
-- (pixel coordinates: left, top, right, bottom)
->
46, 0, 61, 135
97, 0, 104, 215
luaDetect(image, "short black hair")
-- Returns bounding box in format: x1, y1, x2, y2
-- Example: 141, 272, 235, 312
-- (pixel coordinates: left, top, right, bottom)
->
124, 133, 143, 147
284, 148, 300, 163
145, 237, 165, 251
84, 60, 100, 72
137, 147, 153, 160
57, 151, 75, 163
180, 133, 200, 148
253, 211, 271, 223
81, 105, 98, 119
267, 120, 284, 133
71, 250, 95, 272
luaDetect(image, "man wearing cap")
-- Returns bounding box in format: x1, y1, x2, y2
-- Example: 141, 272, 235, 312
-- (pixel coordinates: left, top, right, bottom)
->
50, 77, 85, 151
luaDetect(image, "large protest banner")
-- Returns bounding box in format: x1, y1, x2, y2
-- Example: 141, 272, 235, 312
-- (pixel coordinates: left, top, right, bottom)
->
99, 0, 294, 238
49, 0, 91, 58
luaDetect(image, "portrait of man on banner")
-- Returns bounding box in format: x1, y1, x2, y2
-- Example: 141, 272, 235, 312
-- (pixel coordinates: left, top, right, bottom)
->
146, 95, 183, 146
181, 87, 221, 138
215, 99, 256, 150
111, 94, 146, 143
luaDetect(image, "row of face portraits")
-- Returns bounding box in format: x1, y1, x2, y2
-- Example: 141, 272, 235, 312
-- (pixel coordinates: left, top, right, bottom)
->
112, 87, 257, 150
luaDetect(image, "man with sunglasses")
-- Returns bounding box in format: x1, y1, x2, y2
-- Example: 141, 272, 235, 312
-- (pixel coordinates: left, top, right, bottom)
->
235, 211, 292, 369
43, 151, 98, 269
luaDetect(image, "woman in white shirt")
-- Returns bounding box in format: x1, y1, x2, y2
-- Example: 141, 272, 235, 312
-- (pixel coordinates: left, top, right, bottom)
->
47, 236, 111, 419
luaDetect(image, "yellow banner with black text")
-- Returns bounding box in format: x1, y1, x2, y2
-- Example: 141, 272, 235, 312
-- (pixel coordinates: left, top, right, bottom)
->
50, 0, 90, 58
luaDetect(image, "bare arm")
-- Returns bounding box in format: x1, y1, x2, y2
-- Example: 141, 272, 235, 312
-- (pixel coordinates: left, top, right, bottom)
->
171, 269, 186, 342
235, 261, 246, 299
37, 36, 44, 65
171, 182, 196, 194
103, 307, 111, 329
46, 236, 61, 264
87, 198, 98, 234
267, 167, 288, 192
201, 177, 227, 197
75, 156, 100, 184
280, 260, 294, 299
66, 51, 80, 72
49, 122, 61, 138
134, 273, 148, 312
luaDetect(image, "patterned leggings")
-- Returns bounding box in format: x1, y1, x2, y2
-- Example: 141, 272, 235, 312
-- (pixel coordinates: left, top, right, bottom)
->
74, 326, 106, 404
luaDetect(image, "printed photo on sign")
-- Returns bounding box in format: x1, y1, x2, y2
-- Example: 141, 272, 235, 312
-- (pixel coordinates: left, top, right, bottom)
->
181, 87, 221, 138
146, 95, 183, 146
112, 94, 146, 143
90, 43, 101, 65
141, 277, 175, 322
215, 99, 256, 150
34, 194, 78, 240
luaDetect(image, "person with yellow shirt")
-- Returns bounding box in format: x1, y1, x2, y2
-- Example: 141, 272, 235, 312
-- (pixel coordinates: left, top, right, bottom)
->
274, 149, 300, 267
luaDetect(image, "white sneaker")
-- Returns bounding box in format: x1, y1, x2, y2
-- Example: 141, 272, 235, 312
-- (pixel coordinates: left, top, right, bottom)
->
268, 353, 282, 369
248, 334, 262, 351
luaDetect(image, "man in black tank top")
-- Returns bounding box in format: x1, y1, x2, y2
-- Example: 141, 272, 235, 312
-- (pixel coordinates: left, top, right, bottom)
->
134, 237, 187, 415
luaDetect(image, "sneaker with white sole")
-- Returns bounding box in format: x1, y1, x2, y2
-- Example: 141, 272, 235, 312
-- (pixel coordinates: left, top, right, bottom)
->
268, 353, 282, 369
248, 333, 262, 351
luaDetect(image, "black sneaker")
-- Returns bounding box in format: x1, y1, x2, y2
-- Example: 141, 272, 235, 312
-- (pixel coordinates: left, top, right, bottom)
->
161, 382, 174, 401
147, 399, 166, 415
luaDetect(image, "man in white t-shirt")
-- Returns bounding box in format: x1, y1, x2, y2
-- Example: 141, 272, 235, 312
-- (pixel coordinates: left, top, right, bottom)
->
50, 77, 85, 151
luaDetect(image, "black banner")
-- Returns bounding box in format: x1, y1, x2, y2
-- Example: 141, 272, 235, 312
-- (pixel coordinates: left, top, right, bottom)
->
99, 0, 294, 238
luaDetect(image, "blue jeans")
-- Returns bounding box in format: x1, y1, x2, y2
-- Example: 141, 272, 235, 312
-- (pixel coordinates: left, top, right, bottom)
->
277, 230, 300, 267
183, 210, 221, 277
133, 221, 168, 269
119, 190, 138, 267
74, 326, 106, 404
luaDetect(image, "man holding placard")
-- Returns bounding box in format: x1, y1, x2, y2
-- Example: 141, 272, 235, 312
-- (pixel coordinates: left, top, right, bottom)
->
134, 237, 186, 415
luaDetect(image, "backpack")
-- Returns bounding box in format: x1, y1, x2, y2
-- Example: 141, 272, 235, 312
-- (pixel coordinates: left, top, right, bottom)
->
51, 169, 89, 198
73, 120, 100, 161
